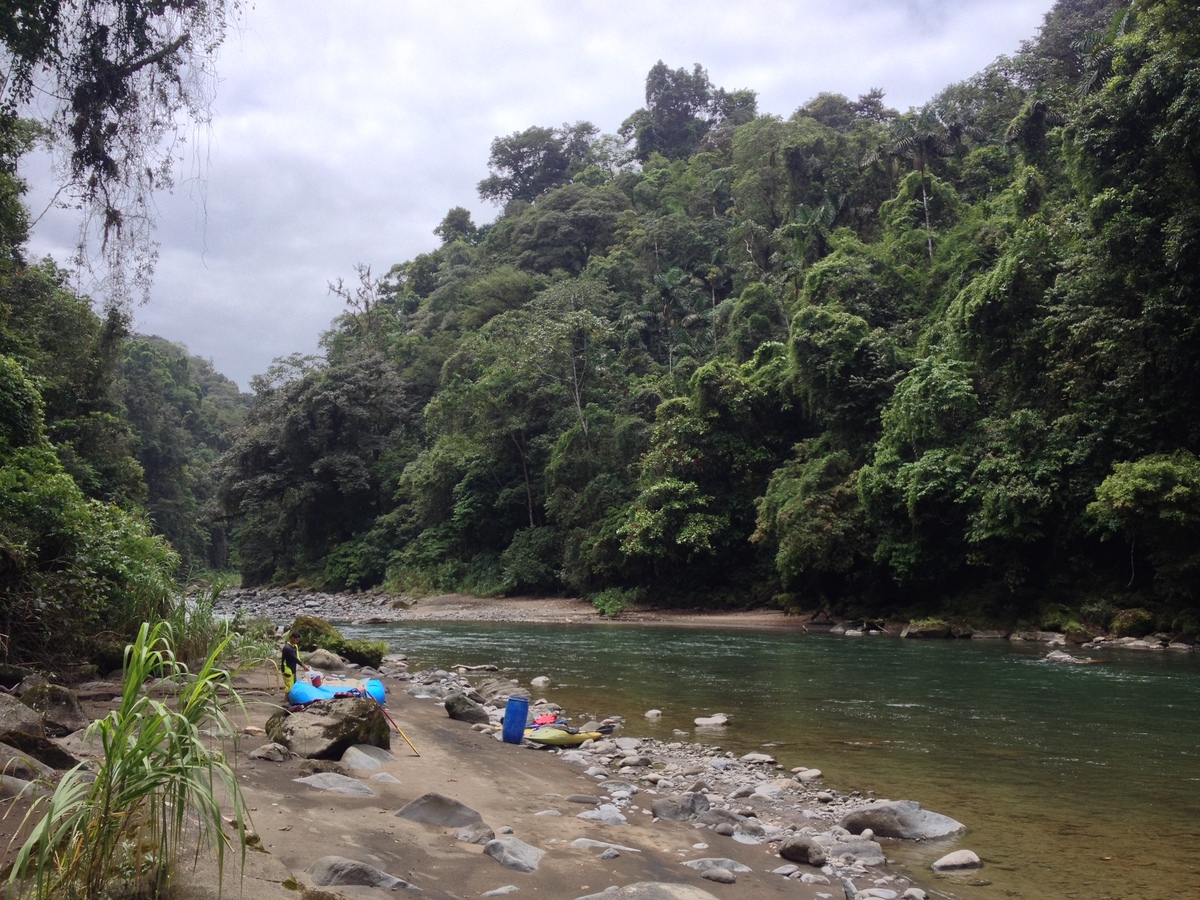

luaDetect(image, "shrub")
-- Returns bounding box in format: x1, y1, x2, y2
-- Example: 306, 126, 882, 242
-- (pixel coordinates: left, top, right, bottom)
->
288, 614, 343, 650
1110, 607, 1156, 638
589, 587, 643, 618
7, 622, 251, 898
336, 638, 388, 669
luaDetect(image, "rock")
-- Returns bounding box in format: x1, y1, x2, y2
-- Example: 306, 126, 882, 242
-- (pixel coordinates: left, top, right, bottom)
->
265, 696, 389, 759
443, 691, 491, 725
901, 621, 952, 639
739, 752, 775, 764
395, 792, 485, 828
530, 675, 551, 688
700, 867, 735, 884
484, 837, 545, 872
577, 803, 628, 825
370, 772, 402, 784
818, 835, 886, 866
615, 737, 642, 751
794, 768, 823, 782
482, 887, 519, 897
681, 857, 752, 874
12, 674, 50, 696
0, 742, 55, 781
645, 709, 662, 718
0, 775, 51, 800
71, 681, 121, 702
340, 744, 396, 770
248, 742, 291, 762
293, 773, 375, 796
0, 731, 79, 769
778, 834, 826, 866
0, 693, 45, 738
305, 855, 417, 890
574, 884, 722, 900
298, 759, 347, 776
902, 889, 928, 899
693, 714, 728, 727
931, 849, 982, 871
651, 791, 709, 821
456, 822, 496, 844
571, 838, 642, 853
840, 800, 965, 840
1044, 649, 1088, 664
305, 648, 345, 670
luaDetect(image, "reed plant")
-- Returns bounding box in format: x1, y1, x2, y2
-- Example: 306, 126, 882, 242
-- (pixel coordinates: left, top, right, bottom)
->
6, 621, 252, 899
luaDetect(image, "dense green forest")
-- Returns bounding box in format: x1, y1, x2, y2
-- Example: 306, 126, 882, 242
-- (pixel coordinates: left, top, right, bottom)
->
215, 0, 1200, 631
5, 0, 1200, 664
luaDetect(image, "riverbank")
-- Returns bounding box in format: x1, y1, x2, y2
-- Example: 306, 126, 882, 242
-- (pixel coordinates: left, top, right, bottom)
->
38, 654, 940, 899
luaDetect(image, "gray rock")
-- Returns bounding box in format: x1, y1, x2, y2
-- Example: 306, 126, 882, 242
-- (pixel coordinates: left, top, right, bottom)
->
444, 691, 491, 725
931, 849, 981, 871
305, 648, 345, 670
0, 775, 51, 800
370, 771, 402, 784
840, 800, 965, 840
0, 693, 45, 738
574, 884, 722, 900
577, 803, 628, 825
700, 867, 735, 884
0, 731, 78, 769
651, 791, 709, 821
681, 857, 752, 874
571, 838, 642, 853
248, 742, 291, 762
779, 834, 826, 866
305, 855, 417, 890
293, 773, 375, 796
0, 743, 55, 781
482, 887, 519, 897
395, 792, 484, 827
341, 743, 396, 770
818, 835, 885, 867
484, 837, 545, 873
456, 822, 496, 844
265, 696, 389, 760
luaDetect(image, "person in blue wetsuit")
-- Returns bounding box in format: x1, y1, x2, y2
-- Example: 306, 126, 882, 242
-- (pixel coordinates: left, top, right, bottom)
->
281, 631, 311, 693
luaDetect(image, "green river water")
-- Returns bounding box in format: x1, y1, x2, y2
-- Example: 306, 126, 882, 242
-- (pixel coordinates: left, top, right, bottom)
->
339, 621, 1200, 899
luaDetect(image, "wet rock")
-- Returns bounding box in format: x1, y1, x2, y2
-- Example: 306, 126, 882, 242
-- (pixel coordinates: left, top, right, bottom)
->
574, 884, 721, 900
577, 803, 627, 825
0, 693, 45, 738
931, 849, 981, 871
693, 714, 728, 727
681, 857, 752, 874
840, 800, 965, 840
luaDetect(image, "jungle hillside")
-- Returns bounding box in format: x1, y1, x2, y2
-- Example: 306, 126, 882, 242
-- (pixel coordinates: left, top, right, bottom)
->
6, 0, 1200, 666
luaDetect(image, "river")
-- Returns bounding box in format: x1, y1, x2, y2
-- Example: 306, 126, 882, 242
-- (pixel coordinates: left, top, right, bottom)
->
338, 620, 1200, 899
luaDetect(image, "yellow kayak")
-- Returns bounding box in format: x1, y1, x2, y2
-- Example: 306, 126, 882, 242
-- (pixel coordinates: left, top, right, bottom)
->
525, 725, 605, 746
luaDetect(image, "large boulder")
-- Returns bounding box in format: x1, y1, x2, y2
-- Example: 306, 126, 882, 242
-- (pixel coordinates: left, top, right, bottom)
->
265, 697, 389, 760
443, 692, 490, 725
0, 732, 80, 770
288, 615, 343, 650
305, 648, 345, 670
0, 693, 45, 738
840, 800, 965, 840
778, 834, 826, 866
20, 684, 90, 737
0, 743, 55, 781
484, 837, 545, 872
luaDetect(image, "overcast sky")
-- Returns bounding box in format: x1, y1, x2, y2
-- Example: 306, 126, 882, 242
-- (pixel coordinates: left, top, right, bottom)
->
22, 0, 1056, 390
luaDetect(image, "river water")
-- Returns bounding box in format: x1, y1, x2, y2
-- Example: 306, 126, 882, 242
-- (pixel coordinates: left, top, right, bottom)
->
339, 621, 1200, 899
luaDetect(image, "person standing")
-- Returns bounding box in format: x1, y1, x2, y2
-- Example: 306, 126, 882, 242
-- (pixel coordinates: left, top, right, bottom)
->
281, 631, 311, 692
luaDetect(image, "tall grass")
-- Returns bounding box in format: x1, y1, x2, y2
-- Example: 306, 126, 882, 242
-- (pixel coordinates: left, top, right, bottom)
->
6, 621, 252, 899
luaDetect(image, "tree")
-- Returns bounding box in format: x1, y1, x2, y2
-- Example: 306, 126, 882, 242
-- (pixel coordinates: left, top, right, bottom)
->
1, 0, 244, 303
477, 122, 598, 205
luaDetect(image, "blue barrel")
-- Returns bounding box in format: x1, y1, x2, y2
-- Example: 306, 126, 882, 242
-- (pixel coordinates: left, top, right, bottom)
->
501, 696, 530, 744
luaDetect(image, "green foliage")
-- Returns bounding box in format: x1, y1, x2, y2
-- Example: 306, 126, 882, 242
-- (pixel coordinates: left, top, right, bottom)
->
589, 586, 644, 618
335, 638, 388, 669
7, 621, 250, 899
287, 614, 343, 651
1109, 607, 1155, 638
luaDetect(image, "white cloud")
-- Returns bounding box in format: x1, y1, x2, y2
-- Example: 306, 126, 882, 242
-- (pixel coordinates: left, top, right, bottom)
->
21, 0, 1055, 388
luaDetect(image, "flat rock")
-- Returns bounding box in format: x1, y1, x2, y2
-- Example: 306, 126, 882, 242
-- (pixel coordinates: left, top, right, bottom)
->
484, 837, 545, 872
0, 743, 55, 781
341, 743, 396, 770
370, 772, 402, 784
395, 792, 484, 827
0, 694, 45, 738
681, 857, 752, 874
571, 838, 642, 853
293, 773, 375, 796
305, 855, 416, 889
